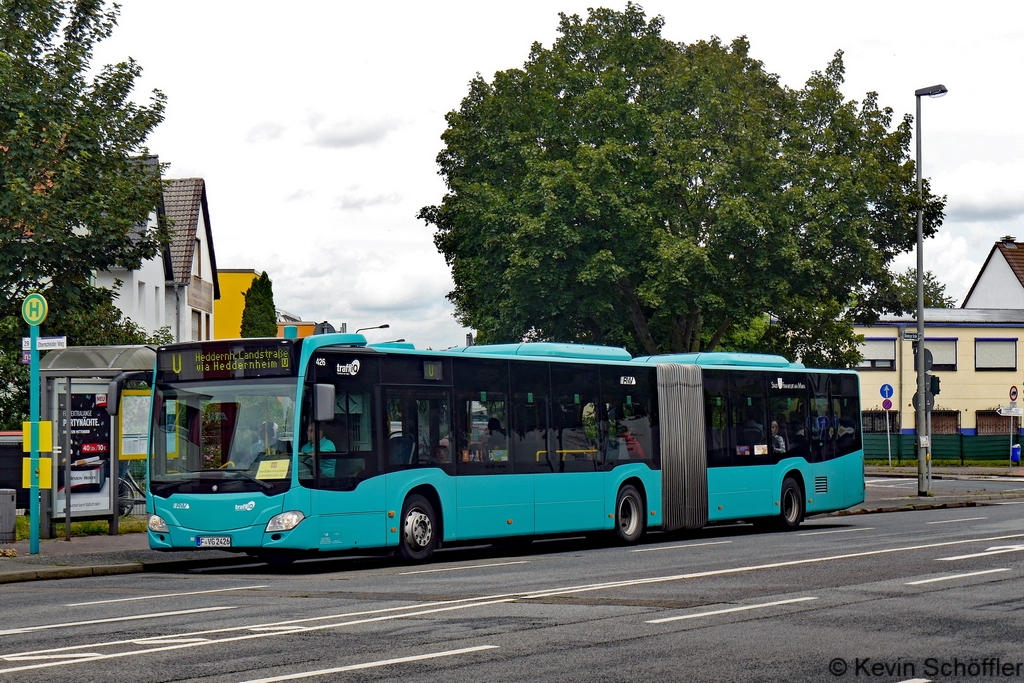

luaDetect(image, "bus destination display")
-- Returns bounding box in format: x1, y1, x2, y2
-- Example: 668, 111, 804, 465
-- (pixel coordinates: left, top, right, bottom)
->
157, 342, 297, 382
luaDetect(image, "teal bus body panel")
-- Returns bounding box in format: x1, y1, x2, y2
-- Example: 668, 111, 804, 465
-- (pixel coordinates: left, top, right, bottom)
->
456, 473, 535, 539
535, 472, 604, 534
604, 464, 662, 530
707, 466, 773, 522
384, 469, 458, 546
314, 477, 387, 551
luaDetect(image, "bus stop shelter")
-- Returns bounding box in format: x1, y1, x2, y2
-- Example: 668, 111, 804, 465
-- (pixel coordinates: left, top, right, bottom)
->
36, 345, 155, 538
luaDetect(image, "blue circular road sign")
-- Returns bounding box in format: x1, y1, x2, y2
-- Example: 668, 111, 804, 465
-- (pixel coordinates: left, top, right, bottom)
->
882, 399, 893, 411
880, 384, 894, 399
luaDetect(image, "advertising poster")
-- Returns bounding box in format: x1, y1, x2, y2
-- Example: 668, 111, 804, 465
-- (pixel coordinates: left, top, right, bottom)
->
119, 389, 152, 461
54, 392, 113, 516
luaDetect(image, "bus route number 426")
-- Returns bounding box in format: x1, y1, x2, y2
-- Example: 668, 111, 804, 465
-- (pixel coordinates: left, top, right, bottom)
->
196, 536, 231, 548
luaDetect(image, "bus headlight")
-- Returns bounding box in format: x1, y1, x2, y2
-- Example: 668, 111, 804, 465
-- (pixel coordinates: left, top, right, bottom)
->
266, 510, 305, 533
148, 515, 169, 532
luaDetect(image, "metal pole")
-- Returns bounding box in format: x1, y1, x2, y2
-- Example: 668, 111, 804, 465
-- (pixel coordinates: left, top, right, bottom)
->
886, 409, 892, 468
64, 377, 71, 541
915, 93, 928, 496
29, 325, 39, 554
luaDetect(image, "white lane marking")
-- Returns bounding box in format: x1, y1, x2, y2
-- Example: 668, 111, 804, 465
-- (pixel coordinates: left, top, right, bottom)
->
130, 637, 210, 644
248, 627, 308, 633
926, 517, 987, 525
399, 561, 529, 575
7, 532, 1024, 672
906, 569, 1011, 585
897, 679, 932, 683
237, 645, 499, 683
0, 601, 514, 674
647, 597, 818, 624
992, 501, 1024, 505
519, 533, 1024, 600
2, 654, 103, 661
631, 541, 732, 553
798, 527, 874, 537
66, 585, 268, 607
0, 607, 237, 636
937, 545, 1024, 561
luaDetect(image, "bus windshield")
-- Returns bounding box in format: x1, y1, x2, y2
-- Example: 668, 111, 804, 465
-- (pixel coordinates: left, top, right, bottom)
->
150, 378, 298, 496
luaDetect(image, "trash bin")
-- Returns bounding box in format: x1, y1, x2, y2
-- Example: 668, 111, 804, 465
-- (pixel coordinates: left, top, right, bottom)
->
0, 489, 14, 543
1013, 444, 1021, 464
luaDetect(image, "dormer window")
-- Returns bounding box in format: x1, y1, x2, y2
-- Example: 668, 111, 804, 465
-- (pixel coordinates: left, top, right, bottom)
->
193, 238, 201, 277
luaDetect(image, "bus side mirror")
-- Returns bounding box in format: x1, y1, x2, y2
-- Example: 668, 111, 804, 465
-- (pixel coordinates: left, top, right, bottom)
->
106, 371, 151, 416
314, 383, 335, 422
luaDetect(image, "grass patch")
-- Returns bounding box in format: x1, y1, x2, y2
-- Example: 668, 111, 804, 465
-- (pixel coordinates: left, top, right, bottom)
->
15, 515, 147, 541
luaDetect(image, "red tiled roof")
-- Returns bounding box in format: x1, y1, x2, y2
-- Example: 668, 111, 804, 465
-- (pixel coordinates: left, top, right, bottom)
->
163, 178, 204, 285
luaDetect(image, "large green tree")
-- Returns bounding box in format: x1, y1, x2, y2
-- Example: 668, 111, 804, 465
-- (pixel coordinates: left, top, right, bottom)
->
892, 268, 957, 310
240, 272, 278, 338
420, 4, 945, 366
0, 0, 168, 428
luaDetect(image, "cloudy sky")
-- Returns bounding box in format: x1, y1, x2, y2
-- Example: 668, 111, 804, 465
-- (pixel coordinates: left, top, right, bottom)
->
92, 1, 1024, 348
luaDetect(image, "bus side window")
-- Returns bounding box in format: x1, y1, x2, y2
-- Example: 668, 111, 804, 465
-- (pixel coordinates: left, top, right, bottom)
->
833, 373, 861, 457
729, 372, 768, 461
511, 361, 553, 473
453, 359, 509, 475
809, 373, 831, 462
550, 363, 599, 472
703, 370, 731, 467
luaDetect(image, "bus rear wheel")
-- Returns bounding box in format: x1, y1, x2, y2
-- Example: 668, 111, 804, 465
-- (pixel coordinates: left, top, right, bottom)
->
778, 477, 804, 530
398, 494, 436, 562
615, 484, 645, 544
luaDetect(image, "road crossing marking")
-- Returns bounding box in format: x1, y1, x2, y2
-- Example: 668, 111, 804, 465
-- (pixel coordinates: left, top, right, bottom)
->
236, 645, 500, 683
646, 597, 818, 624
631, 541, 732, 553
66, 585, 268, 607
6, 532, 1024, 673
399, 561, 529, 575
937, 545, 1024, 561
798, 527, 874, 537
926, 517, 987, 525
0, 607, 237, 636
906, 569, 1010, 585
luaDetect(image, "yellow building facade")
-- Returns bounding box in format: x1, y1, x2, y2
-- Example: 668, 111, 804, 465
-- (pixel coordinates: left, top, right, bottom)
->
212, 269, 258, 339
855, 308, 1024, 461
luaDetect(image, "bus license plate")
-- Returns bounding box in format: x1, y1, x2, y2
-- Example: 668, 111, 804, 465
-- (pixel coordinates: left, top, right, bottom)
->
196, 536, 231, 548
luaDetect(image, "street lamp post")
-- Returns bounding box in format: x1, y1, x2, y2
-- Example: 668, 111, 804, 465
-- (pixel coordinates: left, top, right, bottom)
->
355, 324, 390, 334
915, 83, 947, 497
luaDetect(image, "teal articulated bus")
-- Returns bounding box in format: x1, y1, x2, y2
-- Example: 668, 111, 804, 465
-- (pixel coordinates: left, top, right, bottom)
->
129, 334, 864, 564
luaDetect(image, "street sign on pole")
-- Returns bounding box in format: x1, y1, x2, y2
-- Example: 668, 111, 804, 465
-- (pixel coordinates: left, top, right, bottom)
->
880, 384, 894, 399
21, 336, 66, 351
882, 399, 893, 411
21, 292, 48, 555
903, 331, 920, 341
997, 406, 1024, 417
913, 391, 935, 412
1011, 386, 1019, 402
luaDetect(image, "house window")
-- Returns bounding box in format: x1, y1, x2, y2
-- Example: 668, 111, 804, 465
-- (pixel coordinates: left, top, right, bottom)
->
205, 313, 211, 340
191, 310, 201, 341
977, 410, 1013, 435
923, 339, 957, 371
862, 410, 899, 434
975, 339, 1016, 371
193, 238, 201, 278
856, 338, 896, 370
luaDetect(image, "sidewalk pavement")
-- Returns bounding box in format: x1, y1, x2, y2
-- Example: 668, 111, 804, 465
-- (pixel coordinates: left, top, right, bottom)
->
2, 466, 1022, 584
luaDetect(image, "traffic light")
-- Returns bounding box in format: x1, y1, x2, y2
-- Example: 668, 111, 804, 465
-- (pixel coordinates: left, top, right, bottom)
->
929, 374, 940, 395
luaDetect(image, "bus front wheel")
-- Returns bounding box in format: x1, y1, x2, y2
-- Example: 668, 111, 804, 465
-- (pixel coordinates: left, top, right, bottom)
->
615, 484, 645, 544
398, 494, 436, 562
778, 477, 804, 530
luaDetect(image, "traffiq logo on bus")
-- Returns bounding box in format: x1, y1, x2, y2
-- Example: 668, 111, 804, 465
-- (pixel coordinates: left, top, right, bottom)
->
337, 359, 361, 376
235, 501, 256, 512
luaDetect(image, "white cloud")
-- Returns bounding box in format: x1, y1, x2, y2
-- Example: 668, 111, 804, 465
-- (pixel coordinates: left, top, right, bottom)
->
244, 122, 285, 144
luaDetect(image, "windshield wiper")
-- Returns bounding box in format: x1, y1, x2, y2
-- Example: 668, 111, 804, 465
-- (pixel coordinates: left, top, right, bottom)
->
227, 470, 273, 490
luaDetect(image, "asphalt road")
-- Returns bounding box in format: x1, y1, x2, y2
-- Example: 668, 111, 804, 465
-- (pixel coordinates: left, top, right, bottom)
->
3, 501, 1024, 683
